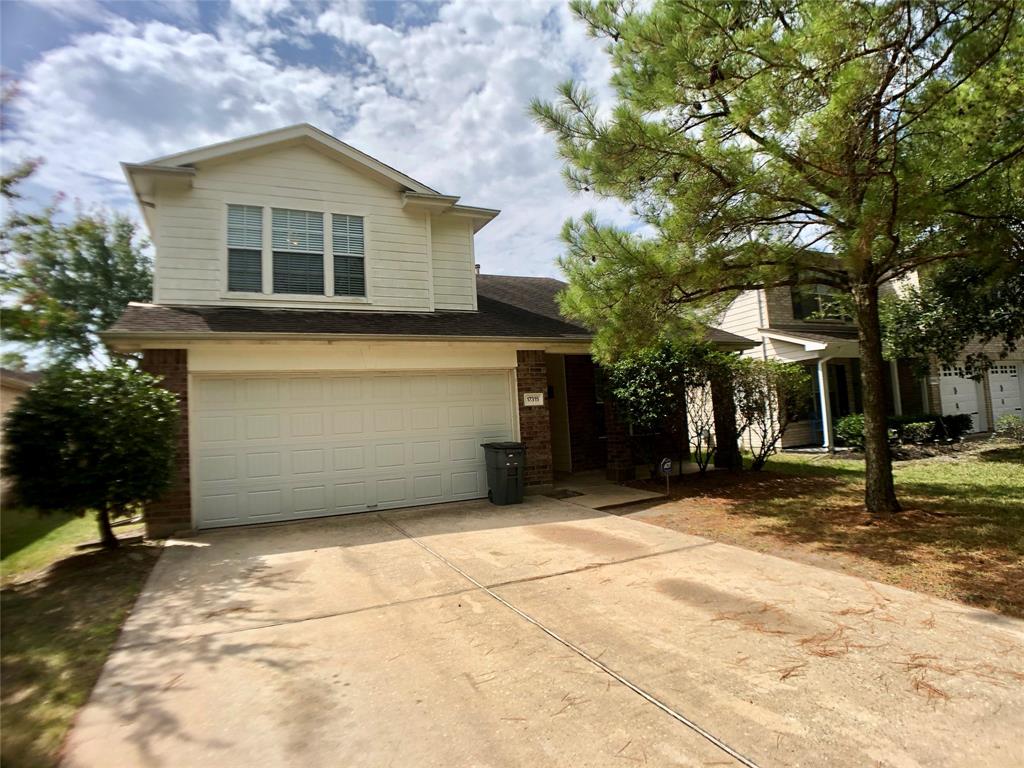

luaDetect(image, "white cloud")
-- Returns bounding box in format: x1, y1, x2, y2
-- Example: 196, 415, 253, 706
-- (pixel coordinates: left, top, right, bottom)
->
4, 0, 633, 277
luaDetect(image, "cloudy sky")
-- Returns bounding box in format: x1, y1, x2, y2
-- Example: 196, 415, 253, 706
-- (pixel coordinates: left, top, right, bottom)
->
1, 0, 634, 277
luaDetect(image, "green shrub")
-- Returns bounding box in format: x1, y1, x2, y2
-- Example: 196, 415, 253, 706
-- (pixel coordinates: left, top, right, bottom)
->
834, 413, 865, 449
994, 414, 1024, 443
2, 364, 179, 547
937, 413, 973, 441
901, 421, 934, 444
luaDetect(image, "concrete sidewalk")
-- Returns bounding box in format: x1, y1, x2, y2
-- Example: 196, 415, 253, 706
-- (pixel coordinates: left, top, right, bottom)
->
63, 497, 1024, 767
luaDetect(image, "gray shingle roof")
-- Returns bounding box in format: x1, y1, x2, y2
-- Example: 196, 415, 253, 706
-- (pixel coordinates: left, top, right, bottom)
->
105, 274, 756, 348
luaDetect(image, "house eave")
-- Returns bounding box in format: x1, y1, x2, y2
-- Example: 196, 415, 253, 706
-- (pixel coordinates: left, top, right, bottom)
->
102, 330, 595, 351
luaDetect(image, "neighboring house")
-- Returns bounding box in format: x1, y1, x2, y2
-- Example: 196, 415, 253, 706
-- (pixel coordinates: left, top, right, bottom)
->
718, 285, 1024, 449
105, 124, 755, 537
1, 368, 43, 482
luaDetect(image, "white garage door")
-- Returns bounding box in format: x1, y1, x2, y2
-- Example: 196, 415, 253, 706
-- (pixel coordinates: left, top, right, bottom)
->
988, 363, 1022, 422
939, 364, 985, 432
192, 370, 515, 529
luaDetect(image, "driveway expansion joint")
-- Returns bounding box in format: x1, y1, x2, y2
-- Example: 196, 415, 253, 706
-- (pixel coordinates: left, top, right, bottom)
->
377, 513, 760, 768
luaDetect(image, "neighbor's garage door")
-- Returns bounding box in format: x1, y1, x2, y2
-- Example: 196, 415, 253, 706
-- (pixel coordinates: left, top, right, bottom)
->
988, 362, 1022, 422
939, 364, 985, 432
192, 371, 515, 529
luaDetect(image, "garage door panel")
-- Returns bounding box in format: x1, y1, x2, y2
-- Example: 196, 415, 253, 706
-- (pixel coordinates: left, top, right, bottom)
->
451, 470, 481, 496
376, 478, 407, 504
989, 363, 1022, 421
199, 455, 237, 482
410, 407, 439, 430
331, 410, 364, 435
245, 414, 281, 440
374, 443, 406, 468
445, 375, 473, 397
245, 452, 281, 479
372, 376, 404, 401
193, 371, 514, 528
293, 485, 328, 514
243, 378, 281, 404
330, 377, 363, 401
413, 474, 443, 501
373, 408, 405, 432
196, 378, 237, 405
288, 377, 324, 403
247, 489, 282, 518
409, 376, 440, 398
447, 405, 475, 428
292, 449, 325, 474
412, 441, 441, 464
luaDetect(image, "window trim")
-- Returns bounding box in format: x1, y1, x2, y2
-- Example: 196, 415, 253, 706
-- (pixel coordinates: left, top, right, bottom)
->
221, 199, 372, 304
226, 204, 264, 293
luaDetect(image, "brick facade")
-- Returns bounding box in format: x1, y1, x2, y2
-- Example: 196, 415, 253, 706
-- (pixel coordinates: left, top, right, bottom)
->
140, 349, 191, 537
515, 350, 553, 489
564, 355, 606, 472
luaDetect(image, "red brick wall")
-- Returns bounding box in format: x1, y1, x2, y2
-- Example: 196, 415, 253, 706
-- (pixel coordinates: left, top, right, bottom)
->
140, 349, 191, 537
564, 355, 606, 472
516, 350, 553, 488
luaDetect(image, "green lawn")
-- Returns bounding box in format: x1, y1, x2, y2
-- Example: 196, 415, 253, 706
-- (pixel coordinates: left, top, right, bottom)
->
1, 508, 159, 768
633, 441, 1024, 617
2, 509, 100, 582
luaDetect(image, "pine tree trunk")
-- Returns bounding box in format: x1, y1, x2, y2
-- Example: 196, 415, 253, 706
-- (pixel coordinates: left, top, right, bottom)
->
852, 283, 901, 515
98, 507, 120, 549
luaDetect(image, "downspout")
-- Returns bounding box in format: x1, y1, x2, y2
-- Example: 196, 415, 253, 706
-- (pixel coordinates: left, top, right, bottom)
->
817, 356, 835, 451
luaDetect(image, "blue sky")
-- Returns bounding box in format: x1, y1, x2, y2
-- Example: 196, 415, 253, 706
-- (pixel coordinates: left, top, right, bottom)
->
1, 0, 633, 278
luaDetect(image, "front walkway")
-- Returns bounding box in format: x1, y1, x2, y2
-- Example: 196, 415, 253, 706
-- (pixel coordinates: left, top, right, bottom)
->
63, 498, 1024, 767
550, 470, 666, 510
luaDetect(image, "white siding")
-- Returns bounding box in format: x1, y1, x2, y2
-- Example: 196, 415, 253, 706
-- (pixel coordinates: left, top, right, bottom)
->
151, 144, 435, 311
717, 291, 764, 360
431, 216, 475, 310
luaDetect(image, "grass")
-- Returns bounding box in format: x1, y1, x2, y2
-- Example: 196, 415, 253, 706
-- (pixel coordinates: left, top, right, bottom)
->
628, 440, 1024, 617
1, 508, 159, 768
2, 509, 100, 582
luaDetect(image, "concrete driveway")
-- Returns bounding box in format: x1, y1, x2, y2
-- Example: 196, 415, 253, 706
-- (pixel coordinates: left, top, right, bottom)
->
64, 497, 1024, 767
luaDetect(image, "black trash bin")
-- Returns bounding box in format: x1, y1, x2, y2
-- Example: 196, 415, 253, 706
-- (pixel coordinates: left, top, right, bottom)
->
480, 441, 527, 505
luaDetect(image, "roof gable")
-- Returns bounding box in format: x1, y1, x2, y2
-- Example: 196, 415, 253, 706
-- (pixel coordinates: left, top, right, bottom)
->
141, 123, 438, 193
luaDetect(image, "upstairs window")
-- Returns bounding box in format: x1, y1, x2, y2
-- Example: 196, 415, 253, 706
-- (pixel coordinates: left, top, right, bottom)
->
272, 208, 324, 295
332, 214, 365, 296
226, 204, 263, 292
792, 284, 848, 321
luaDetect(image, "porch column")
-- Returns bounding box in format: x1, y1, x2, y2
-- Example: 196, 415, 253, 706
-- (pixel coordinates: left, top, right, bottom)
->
817, 357, 834, 451
515, 350, 553, 490
889, 359, 903, 416
711, 375, 742, 469
139, 349, 192, 537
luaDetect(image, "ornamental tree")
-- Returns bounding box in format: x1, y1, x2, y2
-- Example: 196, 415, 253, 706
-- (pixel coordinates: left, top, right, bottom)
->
2, 364, 179, 548
733, 358, 813, 470
606, 339, 733, 472
534, 0, 1023, 514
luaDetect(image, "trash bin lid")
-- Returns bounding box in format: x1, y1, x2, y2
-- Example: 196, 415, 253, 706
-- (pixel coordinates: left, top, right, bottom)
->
480, 441, 526, 450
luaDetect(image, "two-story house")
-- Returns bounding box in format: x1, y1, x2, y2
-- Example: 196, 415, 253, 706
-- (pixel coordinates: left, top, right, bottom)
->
106, 124, 755, 537
718, 284, 1024, 449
